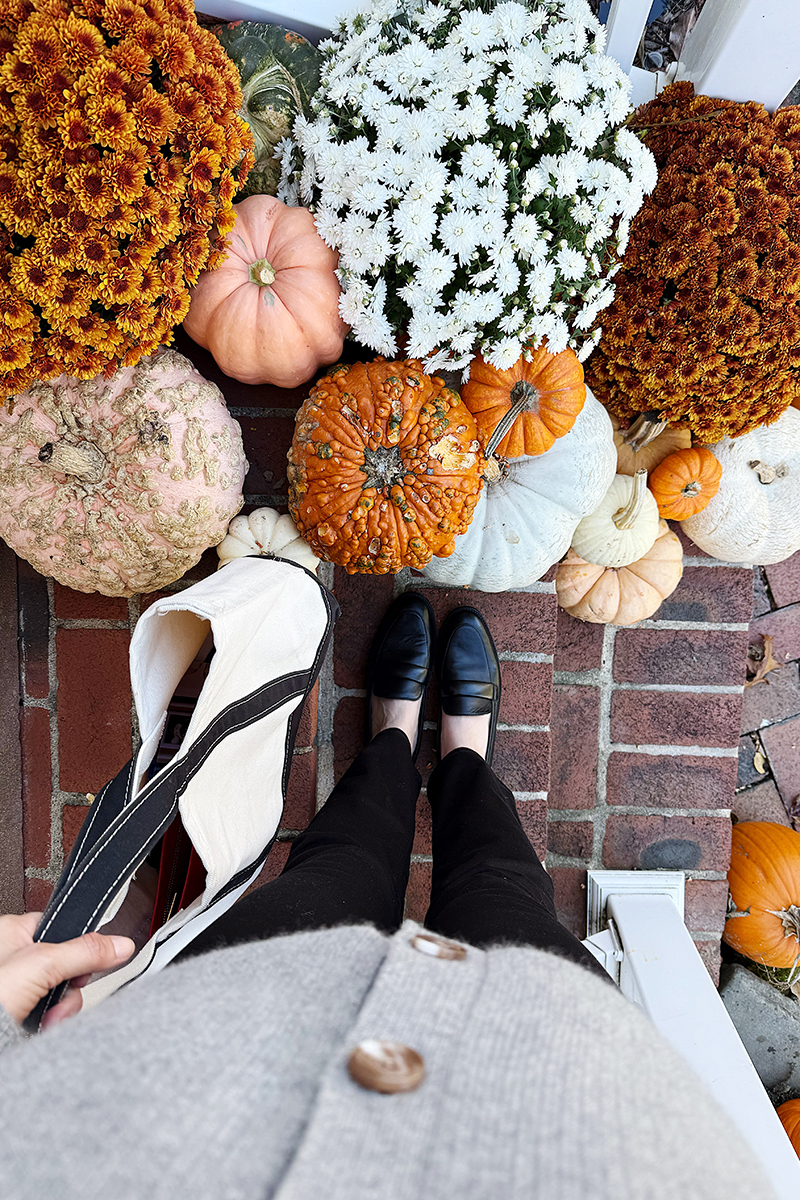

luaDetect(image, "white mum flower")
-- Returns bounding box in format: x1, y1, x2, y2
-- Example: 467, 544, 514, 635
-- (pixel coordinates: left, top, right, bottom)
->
527, 111, 549, 140
460, 95, 491, 138
449, 9, 495, 54
544, 20, 578, 58
572, 198, 594, 226
439, 209, 481, 263
491, 2, 534, 44
351, 178, 391, 215
521, 166, 547, 201
556, 245, 587, 281
415, 249, 457, 291
460, 142, 497, 181
449, 174, 482, 207
377, 151, 416, 188
393, 197, 437, 247
313, 206, 344, 248
417, 2, 449, 34
407, 159, 449, 202
510, 212, 541, 254
485, 337, 522, 370
527, 261, 557, 308
550, 61, 588, 104
584, 51, 625, 88
604, 83, 633, 124
396, 108, 447, 154
494, 256, 521, 296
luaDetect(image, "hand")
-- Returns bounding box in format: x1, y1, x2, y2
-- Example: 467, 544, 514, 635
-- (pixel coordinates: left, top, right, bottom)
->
0, 913, 134, 1030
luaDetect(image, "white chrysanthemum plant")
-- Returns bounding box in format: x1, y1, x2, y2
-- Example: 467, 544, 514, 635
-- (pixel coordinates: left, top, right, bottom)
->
277, 0, 658, 374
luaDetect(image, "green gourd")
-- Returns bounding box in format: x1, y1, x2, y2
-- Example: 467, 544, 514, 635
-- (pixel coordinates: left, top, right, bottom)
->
212, 21, 322, 197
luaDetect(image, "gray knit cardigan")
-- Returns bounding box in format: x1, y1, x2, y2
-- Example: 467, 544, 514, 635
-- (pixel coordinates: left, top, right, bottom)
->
0, 921, 776, 1199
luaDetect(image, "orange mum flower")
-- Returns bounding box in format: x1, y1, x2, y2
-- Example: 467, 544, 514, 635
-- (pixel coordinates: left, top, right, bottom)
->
0, 0, 252, 398
587, 81, 800, 440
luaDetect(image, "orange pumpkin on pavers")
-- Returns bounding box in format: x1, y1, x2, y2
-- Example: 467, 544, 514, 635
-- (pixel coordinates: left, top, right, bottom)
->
287, 359, 485, 574
461, 343, 586, 458
723, 822, 800, 970
611, 412, 692, 475
184, 194, 348, 389
777, 1100, 800, 1159
649, 447, 723, 520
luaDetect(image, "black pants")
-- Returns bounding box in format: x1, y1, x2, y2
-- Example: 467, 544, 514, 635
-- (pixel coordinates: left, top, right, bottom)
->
182, 729, 607, 980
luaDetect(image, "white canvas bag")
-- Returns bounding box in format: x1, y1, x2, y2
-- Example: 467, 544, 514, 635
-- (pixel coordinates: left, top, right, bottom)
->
27, 556, 337, 1030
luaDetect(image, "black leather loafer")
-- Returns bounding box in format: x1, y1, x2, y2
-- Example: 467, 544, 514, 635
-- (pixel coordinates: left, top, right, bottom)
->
437, 607, 501, 767
365, 591, 435, 759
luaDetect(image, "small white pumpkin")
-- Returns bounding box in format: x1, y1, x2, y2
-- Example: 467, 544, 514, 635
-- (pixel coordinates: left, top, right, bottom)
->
681, 408, 800, 565
570, 470, 660, 568
422, 387, 617, 592
217, 507, 319, 573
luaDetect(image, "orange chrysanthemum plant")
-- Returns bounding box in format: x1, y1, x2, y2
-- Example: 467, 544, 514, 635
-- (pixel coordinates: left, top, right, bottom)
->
0, 0, 254, 399
585, 81, 800, 443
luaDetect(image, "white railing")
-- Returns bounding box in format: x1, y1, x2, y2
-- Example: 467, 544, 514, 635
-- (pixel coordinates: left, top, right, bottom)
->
583, 871, 800, 1200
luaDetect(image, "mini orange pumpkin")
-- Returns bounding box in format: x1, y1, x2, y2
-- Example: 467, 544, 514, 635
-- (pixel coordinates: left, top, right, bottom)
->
649, 447, 723, 520
287, 359, 485, 574
777, 1100, 800, 1159
723, 821, 800, 970
461, 343, 586, 458
556, 519, 683, 625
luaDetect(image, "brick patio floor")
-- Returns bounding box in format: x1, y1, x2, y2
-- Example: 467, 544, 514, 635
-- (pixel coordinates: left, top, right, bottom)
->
4, 327, 778, 986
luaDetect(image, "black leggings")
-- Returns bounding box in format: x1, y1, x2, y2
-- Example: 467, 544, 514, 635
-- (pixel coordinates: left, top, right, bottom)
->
181, 729, 607, 980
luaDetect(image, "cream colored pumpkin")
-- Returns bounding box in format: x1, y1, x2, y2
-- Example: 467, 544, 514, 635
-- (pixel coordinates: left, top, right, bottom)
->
422, 387, 616, 591
570, 470, 660, 568
557, 521, 683, 625
217, 507, 319, 573
681, 408, 800, 564
0, 348, 247, 596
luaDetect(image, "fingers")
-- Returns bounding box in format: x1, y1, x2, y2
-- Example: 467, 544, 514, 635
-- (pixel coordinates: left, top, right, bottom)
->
0, 912, 44, 966
0, 933, 135, 1024
40, 987, 84, 1031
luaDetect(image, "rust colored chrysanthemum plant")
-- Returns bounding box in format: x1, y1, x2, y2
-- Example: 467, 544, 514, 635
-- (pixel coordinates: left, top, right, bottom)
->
0, 0, 254, 400
586, 81, 800, 442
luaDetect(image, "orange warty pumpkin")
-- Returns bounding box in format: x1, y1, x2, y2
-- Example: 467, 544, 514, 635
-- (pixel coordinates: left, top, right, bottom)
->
649, 447, 723, 520
287, 359, 485, 574
461, 343, 586, 458
723, 821, 800, 970
777, 1100, 800, 1159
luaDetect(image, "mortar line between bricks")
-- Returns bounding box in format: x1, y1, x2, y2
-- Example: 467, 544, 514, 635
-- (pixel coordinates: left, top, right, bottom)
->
681, 557, 756, 568
614, 682, 744, 694
636, 619, 750, 632
591, 624, 616, 872
499, 723, 549, 733
128, 595, 141, 752
54, 618, 130, 630
45, 577, 63, 884
609, 743, 739, 757
315, 562, 336, 813
499, 651, 553, 663
229, 407, 299, 418
686, 871, 728, 880
514, 791, 548, 802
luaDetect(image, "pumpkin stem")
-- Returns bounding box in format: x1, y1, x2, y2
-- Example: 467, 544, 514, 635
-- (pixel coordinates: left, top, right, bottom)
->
766, 904, 800, 943
681, 480, 702, 498
612, 468, 648, 530
623, 412, 667, 453
248, 258, 277, 287
38, 440, 106, 485
485, 381, 537, 459
748, 460, 787, 485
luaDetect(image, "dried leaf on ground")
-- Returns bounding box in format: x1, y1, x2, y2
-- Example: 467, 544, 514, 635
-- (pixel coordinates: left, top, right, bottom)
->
753, 749, 767, 774
746, 633, 784, 688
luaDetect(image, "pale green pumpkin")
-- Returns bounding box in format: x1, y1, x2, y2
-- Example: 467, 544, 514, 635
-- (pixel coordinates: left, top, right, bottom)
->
213, 22, 322, 197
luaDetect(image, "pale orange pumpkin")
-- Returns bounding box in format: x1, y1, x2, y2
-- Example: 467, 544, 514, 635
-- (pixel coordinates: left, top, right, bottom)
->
184, 194, 349, 389
723, 821, 800, 970
777, 1100, 800, 1159
461, 343, 586, 458
610, 413, 692, 475
649, 446, 723, 520
556, 519, 683, 625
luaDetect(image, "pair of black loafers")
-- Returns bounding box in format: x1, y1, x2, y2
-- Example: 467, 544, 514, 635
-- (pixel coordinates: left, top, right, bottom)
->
365, 593, 502, 767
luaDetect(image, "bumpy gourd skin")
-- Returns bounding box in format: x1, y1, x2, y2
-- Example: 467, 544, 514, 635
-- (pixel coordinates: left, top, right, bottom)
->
288, 359, 485, 574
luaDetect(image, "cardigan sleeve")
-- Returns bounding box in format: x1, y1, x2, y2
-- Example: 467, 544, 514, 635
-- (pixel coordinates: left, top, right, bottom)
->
0, 1004, 25, 1057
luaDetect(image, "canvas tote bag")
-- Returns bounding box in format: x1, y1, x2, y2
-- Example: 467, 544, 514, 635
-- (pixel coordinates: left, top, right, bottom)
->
25, 555, 338, 1031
